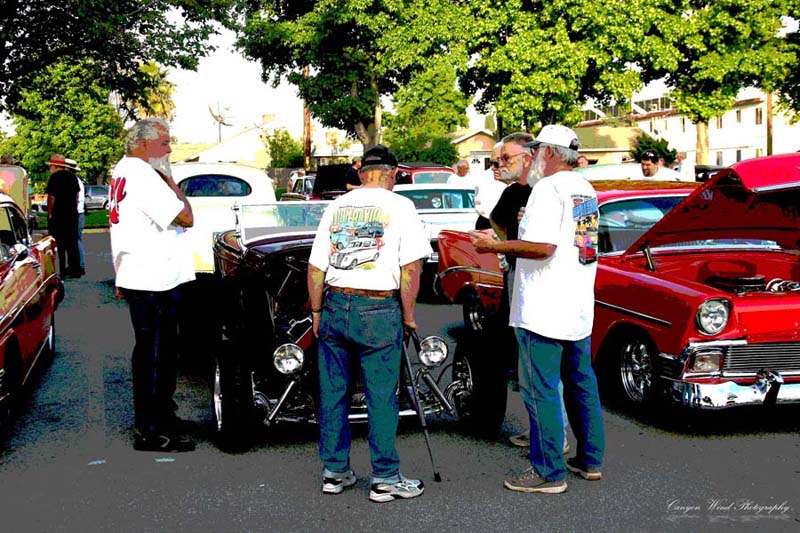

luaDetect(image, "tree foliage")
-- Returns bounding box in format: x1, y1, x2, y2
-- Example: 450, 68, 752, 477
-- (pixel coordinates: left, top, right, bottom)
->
4, 59, 125, 185
120, 62, 178, 123
0, 0, 225, 115
638, 1, 795, 163
458, 0, 644, 132
389, 135, 459, 166
262, 128, 304, 168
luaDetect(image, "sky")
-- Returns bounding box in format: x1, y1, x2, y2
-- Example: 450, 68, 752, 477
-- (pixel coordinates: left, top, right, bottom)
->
168, 29, 305, 144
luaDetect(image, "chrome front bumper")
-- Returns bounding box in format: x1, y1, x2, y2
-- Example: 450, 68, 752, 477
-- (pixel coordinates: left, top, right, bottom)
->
670, 370, 800, 409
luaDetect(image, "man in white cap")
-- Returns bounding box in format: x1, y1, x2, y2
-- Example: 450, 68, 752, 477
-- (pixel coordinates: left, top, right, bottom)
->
471, 125, 605, 494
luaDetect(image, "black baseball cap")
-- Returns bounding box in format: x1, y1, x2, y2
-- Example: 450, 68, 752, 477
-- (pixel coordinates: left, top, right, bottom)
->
361, 145, 398, 168
641, 150, 659, 161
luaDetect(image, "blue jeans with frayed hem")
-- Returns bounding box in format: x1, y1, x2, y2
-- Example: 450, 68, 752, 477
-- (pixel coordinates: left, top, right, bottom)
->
515, 328, 605, 481
318, 290, 403, 480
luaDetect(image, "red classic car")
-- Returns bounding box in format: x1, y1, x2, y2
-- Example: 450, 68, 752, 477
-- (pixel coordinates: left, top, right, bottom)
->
0, 190, 63, 425
439, 156, 800, 410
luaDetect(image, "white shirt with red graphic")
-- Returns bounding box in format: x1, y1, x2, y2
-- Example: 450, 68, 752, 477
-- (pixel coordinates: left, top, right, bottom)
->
308, 187, 432, 291
109, 156, 194, 291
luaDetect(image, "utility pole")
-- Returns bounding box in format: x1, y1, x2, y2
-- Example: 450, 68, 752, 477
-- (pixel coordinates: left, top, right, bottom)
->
303, 66, 312, 171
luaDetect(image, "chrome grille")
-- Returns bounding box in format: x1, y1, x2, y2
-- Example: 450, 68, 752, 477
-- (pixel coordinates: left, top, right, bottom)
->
723, 343, 800, 375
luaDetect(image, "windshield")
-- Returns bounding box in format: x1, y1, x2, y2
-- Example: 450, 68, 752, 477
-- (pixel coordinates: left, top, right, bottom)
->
395, 189, 475, 209
598, 196, 684, 253
238, 201, 329, 244
412, 171, 456, 184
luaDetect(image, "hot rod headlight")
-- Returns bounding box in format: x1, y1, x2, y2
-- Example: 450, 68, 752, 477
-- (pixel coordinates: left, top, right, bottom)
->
695, 299, 730, 336
418, 336, 448, 367
273, 343, 304, 375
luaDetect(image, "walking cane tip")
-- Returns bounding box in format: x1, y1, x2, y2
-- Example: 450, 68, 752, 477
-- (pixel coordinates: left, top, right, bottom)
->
434, 473, 442, 482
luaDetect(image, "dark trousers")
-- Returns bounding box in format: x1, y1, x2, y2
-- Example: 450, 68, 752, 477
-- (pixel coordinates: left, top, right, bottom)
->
475, 215, 492, 230
123, 287, 180, 435
51, 224, 80, 276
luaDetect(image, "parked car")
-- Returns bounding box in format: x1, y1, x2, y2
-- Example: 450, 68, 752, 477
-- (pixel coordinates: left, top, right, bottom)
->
84, 184, 110, 211
210, 202, 463, 449
440, 155, 800, 411
0, 190, 63, 426
280, 175, 315, 201
694, 164, 725, 182
396, 163, 456, 185
393, 183, 478, 293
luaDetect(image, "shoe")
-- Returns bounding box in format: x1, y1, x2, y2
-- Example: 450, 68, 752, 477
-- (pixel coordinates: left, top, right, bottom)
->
509, 432, 529, 447
322, 470, 357, 494
504, 467, 567, 494
160, 414, 196, 434
133, 430, 195, 452
566, 457, 602, 480
369, 475, 424, 502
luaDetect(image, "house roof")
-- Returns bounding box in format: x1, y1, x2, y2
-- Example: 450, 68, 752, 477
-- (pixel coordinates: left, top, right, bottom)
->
448, 129, 496, 145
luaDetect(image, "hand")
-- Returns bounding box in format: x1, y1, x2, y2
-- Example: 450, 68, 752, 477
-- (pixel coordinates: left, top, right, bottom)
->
114, 286, 125, 300
517, 207, 526, 224
403, 319, 416, 340
469, 231, 496, 253
312, 312, 321, 337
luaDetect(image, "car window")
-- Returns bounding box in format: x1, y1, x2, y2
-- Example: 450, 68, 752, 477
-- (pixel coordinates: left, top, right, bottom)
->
179, 175, 252, 197
397, 189, 475, 210
89, 186, 109, 196
8, 207, 28, 245
412, 171, 454, 184
0, 207, 16, 261
598, 196, 684, 253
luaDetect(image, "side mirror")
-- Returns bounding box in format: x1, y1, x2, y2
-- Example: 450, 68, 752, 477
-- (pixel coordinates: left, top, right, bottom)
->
11, 243, 29, 262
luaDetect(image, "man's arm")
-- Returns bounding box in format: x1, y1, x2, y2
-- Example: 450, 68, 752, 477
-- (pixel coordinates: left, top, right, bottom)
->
470, 233, 556, 260
307, 263, 327, 336
156, 171, 193, 227
47, 194, 56, 223
400, 259, 422, 330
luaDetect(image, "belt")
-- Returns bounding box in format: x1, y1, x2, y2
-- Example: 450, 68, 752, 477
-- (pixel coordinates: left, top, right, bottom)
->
327, 286, 398, 298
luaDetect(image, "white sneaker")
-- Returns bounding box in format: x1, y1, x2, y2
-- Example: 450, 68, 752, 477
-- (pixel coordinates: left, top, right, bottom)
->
369, 475, 424, 502
322, 469, 357, 494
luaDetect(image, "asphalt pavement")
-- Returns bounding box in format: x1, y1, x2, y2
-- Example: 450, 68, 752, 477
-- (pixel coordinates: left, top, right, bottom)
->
0, 232, 798, 532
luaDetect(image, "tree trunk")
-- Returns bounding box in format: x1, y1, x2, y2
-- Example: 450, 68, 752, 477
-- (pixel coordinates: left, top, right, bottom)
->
696, 120, 709, 165
303, 66, 312, 170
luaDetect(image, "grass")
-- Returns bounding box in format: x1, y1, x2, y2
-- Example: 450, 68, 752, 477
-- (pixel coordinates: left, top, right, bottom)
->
36, 209, 109, 230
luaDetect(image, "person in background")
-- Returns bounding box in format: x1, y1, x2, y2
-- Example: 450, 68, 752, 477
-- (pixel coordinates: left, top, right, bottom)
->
473, 143, 509, 230
67, 158, 86, 276
344, 157, 362, 191
46, 154, 81, 278
576, 155, 590, 167
307, 145, 432, 502
109, 118, 196, 453
640, 150, 683, 181
674, 151, 695, 181
472, 125, 605, 494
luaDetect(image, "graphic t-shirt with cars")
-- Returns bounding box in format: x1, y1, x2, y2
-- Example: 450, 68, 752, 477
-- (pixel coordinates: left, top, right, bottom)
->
309, 187, 432, 291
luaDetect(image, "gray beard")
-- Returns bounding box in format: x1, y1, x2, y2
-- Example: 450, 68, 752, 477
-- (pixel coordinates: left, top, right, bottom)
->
148, 155, 172, 177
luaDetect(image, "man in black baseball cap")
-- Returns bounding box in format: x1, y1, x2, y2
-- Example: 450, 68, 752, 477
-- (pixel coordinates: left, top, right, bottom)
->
361, 144, 399, 168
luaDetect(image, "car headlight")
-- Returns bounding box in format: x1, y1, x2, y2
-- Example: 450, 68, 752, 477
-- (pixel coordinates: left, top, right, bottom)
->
418, 336, 448, 367
695, 299, 730, 335
273, 343, 304, 375
689, 352, 722, 373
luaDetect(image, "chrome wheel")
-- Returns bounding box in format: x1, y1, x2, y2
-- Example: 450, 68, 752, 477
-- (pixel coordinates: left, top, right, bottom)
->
462, 293, 486, 332
618, 337, 653, 404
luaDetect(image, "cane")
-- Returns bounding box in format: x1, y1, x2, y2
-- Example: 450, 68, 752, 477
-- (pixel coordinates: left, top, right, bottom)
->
402, 328, 442, 482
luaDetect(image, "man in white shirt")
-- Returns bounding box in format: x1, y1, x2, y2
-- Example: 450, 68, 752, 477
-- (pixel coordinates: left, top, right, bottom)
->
473, 143, 508, 230
308, 145, 432, 502
109, 118, 196, 453
640, 150, 685, 181
67, 158, 86, 276
471, 125, 605, 494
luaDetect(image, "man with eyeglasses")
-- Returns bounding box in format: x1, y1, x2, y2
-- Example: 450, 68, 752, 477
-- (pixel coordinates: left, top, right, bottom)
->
473, 142, 508, 230
472, 125, 606, 495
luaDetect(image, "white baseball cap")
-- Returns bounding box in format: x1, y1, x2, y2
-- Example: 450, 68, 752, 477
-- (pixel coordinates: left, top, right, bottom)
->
526, 125, 580, 151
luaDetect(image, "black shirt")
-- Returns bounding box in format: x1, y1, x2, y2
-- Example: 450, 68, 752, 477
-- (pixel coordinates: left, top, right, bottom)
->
344, 166, 361, 187
490, 182, 532, 269
45, 169, 79, 223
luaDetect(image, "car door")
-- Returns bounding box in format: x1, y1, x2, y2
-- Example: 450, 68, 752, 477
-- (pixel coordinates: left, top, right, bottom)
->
0, 204, 44, 381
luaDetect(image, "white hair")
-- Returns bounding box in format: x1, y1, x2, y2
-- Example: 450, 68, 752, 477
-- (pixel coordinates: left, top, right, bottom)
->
125, 118, 169, 154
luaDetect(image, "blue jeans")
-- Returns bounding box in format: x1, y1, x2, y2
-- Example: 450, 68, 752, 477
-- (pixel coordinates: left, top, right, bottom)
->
123, 287, 180, 435
318, 290, 403, 481
77, 212, 85, 270
515, 328, 605, 481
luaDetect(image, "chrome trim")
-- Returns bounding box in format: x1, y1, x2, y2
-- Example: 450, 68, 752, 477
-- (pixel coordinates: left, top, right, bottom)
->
669, 370, 800, 409
595, 300, 672, 327
750, 182, 800, 193
437, 265, 504, 280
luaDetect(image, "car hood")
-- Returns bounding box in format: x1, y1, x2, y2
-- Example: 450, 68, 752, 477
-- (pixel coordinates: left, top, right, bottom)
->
622, 153, 800, 257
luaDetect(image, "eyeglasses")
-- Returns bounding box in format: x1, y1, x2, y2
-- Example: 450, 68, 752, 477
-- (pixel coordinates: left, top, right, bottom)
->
490, 159, 500, 168
501, 152, 527, 163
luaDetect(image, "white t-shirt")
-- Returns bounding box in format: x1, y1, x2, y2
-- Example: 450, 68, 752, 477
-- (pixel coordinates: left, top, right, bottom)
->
473, 168, 507, 219
109, 156, 195, 291
447, 172, 478, 188
510, 170, 599, 341
77, 177, 85, 214
308, 187, 433, 290
649, 166, 686, 182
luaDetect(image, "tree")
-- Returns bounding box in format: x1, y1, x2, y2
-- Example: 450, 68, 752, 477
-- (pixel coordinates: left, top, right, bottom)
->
638, 1, 794, 164
7, 59, 125, 185
0, 0, 224, 115
262, 128, 304, 168
390, 135, 459, 166
119, 62, 177, 123
458, 0, 644, 132
383, 58, 469, 159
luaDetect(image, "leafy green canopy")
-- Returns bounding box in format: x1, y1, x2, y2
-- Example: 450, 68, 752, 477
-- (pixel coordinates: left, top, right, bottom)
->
459, 0, 644, 131
5, 59, 125, 184
0, 0, 225, 115
262, 128, 304, 168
